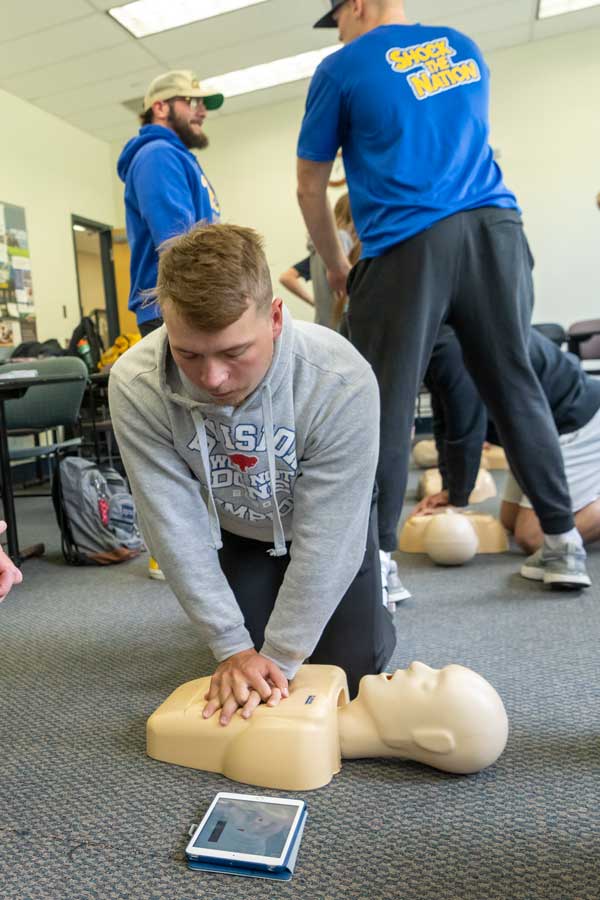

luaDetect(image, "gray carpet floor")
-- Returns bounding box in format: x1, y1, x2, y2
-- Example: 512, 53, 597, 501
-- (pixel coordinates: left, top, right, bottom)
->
1, 466, 599, 900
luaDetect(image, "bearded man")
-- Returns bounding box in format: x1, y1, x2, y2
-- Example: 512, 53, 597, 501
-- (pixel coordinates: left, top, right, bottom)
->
118, 70, 224, 335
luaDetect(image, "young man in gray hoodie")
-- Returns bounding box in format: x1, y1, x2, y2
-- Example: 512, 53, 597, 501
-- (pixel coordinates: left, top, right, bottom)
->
109, 224, 396, 725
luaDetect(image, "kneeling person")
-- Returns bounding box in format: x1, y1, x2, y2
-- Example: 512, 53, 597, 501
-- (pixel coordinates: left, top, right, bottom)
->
109, 224, 395, 723
416, 326, 597, 587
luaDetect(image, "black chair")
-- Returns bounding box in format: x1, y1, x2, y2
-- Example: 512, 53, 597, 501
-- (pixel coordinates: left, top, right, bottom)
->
532, 322, 567, 349
1, 356, 88, 559
567, 319, 600, 376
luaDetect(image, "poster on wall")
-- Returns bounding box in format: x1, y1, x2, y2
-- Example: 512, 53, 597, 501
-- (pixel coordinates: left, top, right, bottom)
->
0, 201, 36, 347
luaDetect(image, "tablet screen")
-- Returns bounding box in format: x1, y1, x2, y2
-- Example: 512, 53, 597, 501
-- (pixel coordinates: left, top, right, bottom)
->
192, 797, 300, 858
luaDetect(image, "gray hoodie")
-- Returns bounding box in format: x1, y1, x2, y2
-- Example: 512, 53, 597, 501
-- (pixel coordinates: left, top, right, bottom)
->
108, 307, 379, 678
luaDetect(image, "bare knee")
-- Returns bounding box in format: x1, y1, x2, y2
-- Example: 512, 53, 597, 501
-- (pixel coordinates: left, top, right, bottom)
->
574, 499, 600, 545
514, 509, 543, 554
500, 501, 517, 533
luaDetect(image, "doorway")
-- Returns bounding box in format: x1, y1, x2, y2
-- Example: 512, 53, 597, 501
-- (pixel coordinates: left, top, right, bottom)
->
72, 216, 120, 347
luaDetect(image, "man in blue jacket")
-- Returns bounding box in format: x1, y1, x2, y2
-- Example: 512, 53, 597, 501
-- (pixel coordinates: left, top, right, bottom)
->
117, 70, 224, 336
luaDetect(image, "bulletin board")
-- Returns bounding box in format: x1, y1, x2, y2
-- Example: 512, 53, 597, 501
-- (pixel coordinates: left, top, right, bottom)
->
0, 201, 36, 348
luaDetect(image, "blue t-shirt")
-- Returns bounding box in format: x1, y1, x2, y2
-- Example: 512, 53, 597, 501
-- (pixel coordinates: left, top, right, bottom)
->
297, 24, 519, 258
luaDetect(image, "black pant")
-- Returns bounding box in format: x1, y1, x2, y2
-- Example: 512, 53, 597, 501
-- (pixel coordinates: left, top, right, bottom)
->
138, 317, 163, 337
218, 494, 396, 699
347, 207, 574, 550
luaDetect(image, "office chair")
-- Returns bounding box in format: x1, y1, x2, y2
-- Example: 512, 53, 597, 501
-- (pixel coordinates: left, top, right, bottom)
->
1, 356, 88, 559
567, 319, 600, 376
532, 322, 567, 348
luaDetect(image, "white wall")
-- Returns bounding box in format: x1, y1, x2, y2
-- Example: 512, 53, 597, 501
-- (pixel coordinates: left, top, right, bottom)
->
0, 87, 117, 345
112, 27, 600, 328
488, 28, 600, 327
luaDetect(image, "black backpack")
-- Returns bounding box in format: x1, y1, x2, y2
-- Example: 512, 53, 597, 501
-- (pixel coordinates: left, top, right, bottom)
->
68, 317, 105, 371
10, 338, 66, 359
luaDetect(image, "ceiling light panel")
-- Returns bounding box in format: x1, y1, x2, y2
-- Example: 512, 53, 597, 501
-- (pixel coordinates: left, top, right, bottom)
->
203, 46, 339, 99
109, 0, 268, 38
537, 0, 600, 18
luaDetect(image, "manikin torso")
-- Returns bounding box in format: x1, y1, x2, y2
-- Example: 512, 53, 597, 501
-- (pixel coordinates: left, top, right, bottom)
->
147, 664, 509, 791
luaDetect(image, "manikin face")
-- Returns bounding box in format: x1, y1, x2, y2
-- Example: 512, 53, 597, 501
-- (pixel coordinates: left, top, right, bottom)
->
357, 662, 508, 770
164, 298, 283, 407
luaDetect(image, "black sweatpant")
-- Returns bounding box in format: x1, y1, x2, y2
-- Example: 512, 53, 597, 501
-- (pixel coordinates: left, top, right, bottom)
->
138, 317, 163, 337
347, 207, 574, 550
218, 493, 396, 699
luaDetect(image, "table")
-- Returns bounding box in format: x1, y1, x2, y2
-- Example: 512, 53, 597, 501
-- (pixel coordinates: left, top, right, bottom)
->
0, 373, 87, 564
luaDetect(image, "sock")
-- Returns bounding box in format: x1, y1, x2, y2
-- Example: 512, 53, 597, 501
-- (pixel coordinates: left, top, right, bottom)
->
378, 550, 391, 607
543, 528, 584, 551
379, 549, 391, 566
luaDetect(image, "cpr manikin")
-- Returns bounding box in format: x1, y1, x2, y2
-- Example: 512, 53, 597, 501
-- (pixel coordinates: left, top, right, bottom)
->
417, 467, 497, 505
412, 439, 439, 469
413, 439, 508, 472
147, 663, 508, 791
400, 508, 509, 559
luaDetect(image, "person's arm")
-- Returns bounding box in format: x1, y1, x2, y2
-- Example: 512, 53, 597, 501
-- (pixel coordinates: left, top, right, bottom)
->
109, 368, 256, 660
279, 261, 314, 306
259, 363, 380, 676
421, 331, 487, 508
0, 521, 22, 601
297, 160, 350, 295
297, 66, 350, 294
411, 386, 451, 516
426, 374, 450, 486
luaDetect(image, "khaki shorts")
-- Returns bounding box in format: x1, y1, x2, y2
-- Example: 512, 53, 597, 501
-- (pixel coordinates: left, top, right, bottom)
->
503, 405, 600, 514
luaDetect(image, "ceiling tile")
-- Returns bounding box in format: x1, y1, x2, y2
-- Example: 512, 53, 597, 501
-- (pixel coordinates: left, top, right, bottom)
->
67, 102, 140, 131
0, 44, 158, 103
35, 66, 163, 117
91, 122, 141, 145
0, 12, 129, 79
88, 0, 127, 8
138, 0, 328, 60
443, 0, 535, 36
170, 26, 338, 81
478, 22, 533, 52
533, 5, 600, 39
0, 0, 92, 43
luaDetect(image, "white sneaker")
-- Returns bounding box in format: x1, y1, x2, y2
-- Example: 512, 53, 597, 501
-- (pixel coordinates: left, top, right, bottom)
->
520, 543, 591, 589
379, 550, 391, 607
387, 558, 412, 604
379, 551, 411, 608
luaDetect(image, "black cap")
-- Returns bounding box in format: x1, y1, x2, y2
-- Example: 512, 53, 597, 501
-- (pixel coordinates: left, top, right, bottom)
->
314, 0, 347, 28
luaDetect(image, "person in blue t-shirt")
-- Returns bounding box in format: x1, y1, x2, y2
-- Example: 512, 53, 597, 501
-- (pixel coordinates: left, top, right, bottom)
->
296, 0, 590, 591
117, 70, 223, 336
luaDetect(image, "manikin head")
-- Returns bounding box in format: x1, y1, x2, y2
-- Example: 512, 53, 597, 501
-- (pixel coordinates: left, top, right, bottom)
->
140, 70, 224, 150
314, 0, 408, 45
156, 224, 283, 407
352, 662, 509, 773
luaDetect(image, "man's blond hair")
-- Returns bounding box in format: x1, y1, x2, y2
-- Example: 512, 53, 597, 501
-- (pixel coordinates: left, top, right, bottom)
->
156, 223, 273, 331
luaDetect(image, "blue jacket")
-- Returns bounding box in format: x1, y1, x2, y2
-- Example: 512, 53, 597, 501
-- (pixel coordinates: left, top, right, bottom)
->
117, 126, 220, 325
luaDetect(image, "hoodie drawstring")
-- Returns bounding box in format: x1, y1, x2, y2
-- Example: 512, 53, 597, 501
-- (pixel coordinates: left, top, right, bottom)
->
191, 397, 288, 558
191, 409, 223, 551
262, 386, 288, 557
